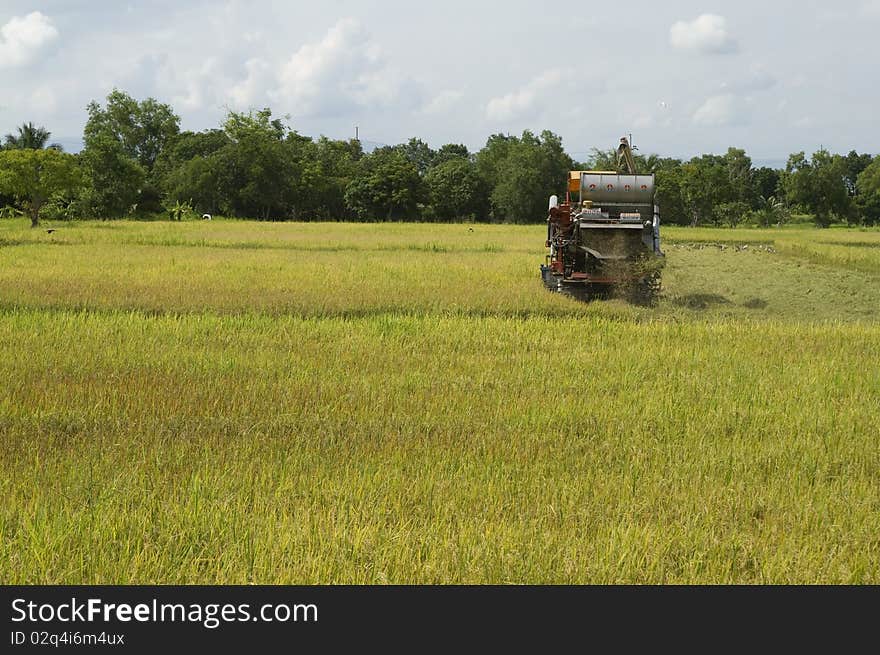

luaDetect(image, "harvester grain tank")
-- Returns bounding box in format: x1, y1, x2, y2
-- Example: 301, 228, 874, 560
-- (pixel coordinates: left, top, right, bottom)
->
540, 137, 663, 301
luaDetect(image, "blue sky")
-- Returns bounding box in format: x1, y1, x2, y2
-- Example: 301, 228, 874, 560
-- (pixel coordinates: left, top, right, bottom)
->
1, 0, 879, 162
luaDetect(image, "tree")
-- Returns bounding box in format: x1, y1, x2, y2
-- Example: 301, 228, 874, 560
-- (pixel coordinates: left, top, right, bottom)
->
152, 129, 231, 201
679, 155, 731, 226
155, 129, 229, 168
4, 122, 62, 150
474, 133, 516, 192
215, 109, 307, 220
751, 195, 790, 227
223, 107, 287, 143
724, 147, 756, 207
0, 149, 83, 227
843, 150, 873, 196
433, 143, 470, 166
636, 152, 664, 172
654, 161, 688, 225
344, 149, 424, 220
478, 130, 572, 223
752, 167, 780, 202
84, 89, 180, 171
155, 110, 363, 220
673, 150, 760, 226
424, 158, 488, 221
78, 131, 146, 217
856, 156, 880, 225
80, 90, 179, 216
781, 149, 852, 227
584, 147, 617, 171
159, 153, 225, 216
303, 137, 363, 220
716, 201, 751, 228
399, 138, 435, 175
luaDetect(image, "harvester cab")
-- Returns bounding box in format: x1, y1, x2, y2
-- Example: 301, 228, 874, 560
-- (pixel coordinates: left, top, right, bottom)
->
540, 136, 663, 302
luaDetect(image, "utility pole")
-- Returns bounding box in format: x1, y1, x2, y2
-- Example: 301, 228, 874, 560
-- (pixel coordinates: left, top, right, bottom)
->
355, 125, 359, 142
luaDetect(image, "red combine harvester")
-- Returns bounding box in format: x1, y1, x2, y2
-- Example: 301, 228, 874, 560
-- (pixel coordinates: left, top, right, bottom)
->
540, 137, 664, 302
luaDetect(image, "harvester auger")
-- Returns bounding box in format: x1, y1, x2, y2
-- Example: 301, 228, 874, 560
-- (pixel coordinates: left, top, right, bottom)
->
540, 137, 664, 304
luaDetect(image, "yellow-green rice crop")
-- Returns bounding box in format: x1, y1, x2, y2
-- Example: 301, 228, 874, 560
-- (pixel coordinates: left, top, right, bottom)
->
1, 219, 878, 583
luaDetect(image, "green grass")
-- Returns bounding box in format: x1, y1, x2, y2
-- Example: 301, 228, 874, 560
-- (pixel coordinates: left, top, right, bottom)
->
1, 218, 879, 583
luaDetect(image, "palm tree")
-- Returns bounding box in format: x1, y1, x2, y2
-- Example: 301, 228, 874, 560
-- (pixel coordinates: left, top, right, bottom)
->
3, 122, 63, 151
639, 153, 662, 172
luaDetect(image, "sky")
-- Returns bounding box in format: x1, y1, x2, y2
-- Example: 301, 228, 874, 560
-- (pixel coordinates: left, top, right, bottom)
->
1, 0, 879, 164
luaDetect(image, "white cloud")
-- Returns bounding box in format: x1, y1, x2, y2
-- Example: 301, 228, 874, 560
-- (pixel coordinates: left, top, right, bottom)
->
693, 94, 749, 127
29, 85, 57, 113
863, 1, 880, 16
229, 57, 273, 108
110, 17, 422, 119
176, 58, 235, 111
720, 64, 776, 93
485, 69, 565, 121
670, 14, 738, 54
0, 3, 874, 158
632, 113, 655, 129
421, 90, 463, 114
271, 18, 419, 117
0, 11, 58, 68
129, 53, 228, 112
788, 73, 808, 89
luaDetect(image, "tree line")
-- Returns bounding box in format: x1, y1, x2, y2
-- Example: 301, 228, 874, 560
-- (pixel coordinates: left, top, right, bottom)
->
1, 89, 879, 228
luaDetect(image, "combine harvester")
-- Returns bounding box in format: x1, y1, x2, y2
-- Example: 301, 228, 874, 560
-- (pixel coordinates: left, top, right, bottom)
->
541, 137, 664, 302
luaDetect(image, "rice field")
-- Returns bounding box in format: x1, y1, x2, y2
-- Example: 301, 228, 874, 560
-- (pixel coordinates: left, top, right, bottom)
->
1, 218, 879, 583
